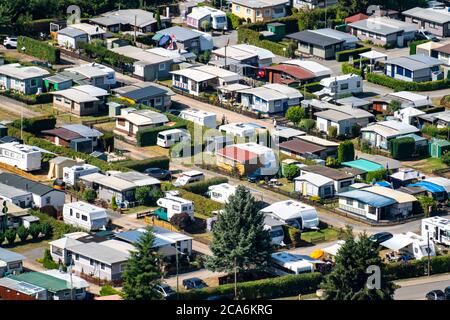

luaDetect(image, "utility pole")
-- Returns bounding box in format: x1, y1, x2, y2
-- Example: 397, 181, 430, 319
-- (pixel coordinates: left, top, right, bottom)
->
234, 257, 237, 300
176, 245, 179, 300
134, 15, 137, 44
427, 231, 431, 277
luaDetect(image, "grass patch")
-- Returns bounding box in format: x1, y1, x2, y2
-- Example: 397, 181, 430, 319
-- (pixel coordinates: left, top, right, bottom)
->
404, 157, 447, 174
8, 239, 49, 253
276, 178, 295, 193
301, 228, 339, 243
121, 205, 156, 215
0, 107, 22, 120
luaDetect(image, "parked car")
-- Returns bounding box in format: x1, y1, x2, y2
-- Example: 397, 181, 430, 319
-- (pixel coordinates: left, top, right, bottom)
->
369, 232, 393, 245
444, 286, 450, 300
425, 290, 446, 300
416, 30, 439, 42
154, 283, 175, 298
182, 277, 208, 290
3, 36, 17, 49
144, 167, 172, 180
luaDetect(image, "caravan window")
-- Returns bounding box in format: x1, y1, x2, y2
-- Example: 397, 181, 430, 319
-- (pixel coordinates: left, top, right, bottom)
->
270, 229, 284, 238
172, 205, 180, 211
70, 209, 73, 216
46, 197, 51, 205
81, 215, 88, 221
76, 212, 80, 219
340, 83, 349, 90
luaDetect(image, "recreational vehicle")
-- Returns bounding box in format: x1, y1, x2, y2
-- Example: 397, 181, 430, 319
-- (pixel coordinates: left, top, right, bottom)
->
315, 74, 363, 98
179, 109, 217, 129
63, 201, 109, 231
63, 164, 101, 186
207, 183, 237, 204
380, 232, 436, 260
218, 122, 267, 142
173, 170, 205, 187
155, 195, 194, 221
422, 216, 450, 246
0, 142, 42, 172
270, 252, 320, 276
156, 129, 191, 148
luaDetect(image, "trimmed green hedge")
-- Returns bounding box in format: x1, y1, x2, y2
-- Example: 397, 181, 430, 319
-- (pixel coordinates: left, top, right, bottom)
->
118, 156, 170, 171
367, 73, 450, 91
386, 255, 450, 280
0, 90, 53, 105
31, 210, 83, 240
226, 12, 242, 30
409, 40, 430, 55
174, 272, 323, 300
179, 190, 223, 217
11, 115, 56, 134
237, 28, 290, 57
78, 42, 135, 68
182, 177, 229, 195
335, 46, 371, 62
390, 137, 415, 160
17, 36, 60, 63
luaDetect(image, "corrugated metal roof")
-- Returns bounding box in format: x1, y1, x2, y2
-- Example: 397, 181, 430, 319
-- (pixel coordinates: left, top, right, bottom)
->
0, 172, 59, 196
279, 139, 325, 155
156, 26, 200, 42
364, 186, 417, 203
42, 128, 83, 141
10, 272, 69, 293
315, 109, 354, 122
338, 189, 396, 207
402, 7, 450, 24
342, 159, 384, 172
302, 165, 354, 181
287, 30, 344, 47
68, 242, 129, 265
0, 247, 25, 263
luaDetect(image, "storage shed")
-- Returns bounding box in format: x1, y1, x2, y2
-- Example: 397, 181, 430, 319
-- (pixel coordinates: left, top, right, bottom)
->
429, 138, 450, 158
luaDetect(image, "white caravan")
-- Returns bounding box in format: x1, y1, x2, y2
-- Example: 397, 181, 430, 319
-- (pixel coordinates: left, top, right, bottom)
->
156, 195, 194, 221
207, 183, 237, 204
179, 109, 217, 129
173, 170, 205, 187
157, 129, 191, 148
63, 201, 108, 231
63, 164, 100, 186
422, 216, 450, 246
0, 142, 42, 171
270, 252, 322, 275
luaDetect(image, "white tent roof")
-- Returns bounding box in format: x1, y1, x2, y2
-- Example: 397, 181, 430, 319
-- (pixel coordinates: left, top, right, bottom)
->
380, 234, 413, 251
359, 50, 387, 60
323, 240, 345, 256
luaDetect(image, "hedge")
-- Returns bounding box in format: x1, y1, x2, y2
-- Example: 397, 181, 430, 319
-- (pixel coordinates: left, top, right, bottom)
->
335, 46, 371, 62
179, 190, 223, 217
386, 255, 450, 280
237, 28, 290, 57
17, 36, 60, 64
174, 272, 323, 300
98, 132, 114, 152
78, 42, 135, 68
11, 115, 56, 134
409, 40, 430, 55
226, 12, 242, 30
0, 90, 53, 105
367, 73, 450, 91
182, 177, 229, 195
390, 137, 415, 160
31, 210, 83, 239
117, 156, 170, 171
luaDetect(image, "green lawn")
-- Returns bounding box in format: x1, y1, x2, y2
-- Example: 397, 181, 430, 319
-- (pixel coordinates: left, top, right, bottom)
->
276, 178, 295, 194
404, 157, 447, 174
121, 205, 155, 215
301, 228, 339, 243
6, 239, 49, 253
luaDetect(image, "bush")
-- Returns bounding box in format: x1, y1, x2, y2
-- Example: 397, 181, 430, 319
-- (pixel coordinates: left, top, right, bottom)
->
285, 106, 306, 125
283, 164, 300, 181
32, 210, 82, 239
341, 62, 362, 75
98, 132, 114, 152
365, 169, 387, 184
82, 188, 97, 203
0, 232, 4, 245
42, 248, 59, 269
327, 126, 337, 138
237, 27, 291, 57
4, 229, 17, 244
29, 223, 41, 240
367, 73, 450, 91
385, 255, 450, 280
288, 227, 302, 247
40, 221, 53, 238
179, 190, 223, 217
135, 186, 151, 205
326, 156, 339, 168
442, 151, 450, 167
100, 285, 121, 297
335, 46, 371, 62
78, 42, 135, 69
409, 40, 429, 55
390, 137, 415, 160
118, 157, 170, 171
17, 36, 60, 63
0, 90, 53, 105
337, 140, 355, 163
175, 272, 323, 300
11, 115, 56, 134
170, 213, 193, 230
17, 225, 29, 242
182, 177, 229, 195
299, 119, 316, 132
111, 196, 118, 211
226, 12, 242, 29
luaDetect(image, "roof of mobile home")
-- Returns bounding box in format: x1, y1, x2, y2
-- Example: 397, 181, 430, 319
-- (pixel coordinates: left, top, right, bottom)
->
338, 189, 396, 207
217, 145, 259, 163
272, 126, 306, 139
42, 128, 83, 141
364, 186, 417, 204
301, 165, 355, 181
68, 242, 130, 264
113, 82, 174, 100
61, 124, 103, 138
408, 181, 446, 193
341, 159, 384, 173
116, 109, 169, 126
423, 177, 450, 193
279, 139, 325, 154
348, 17, 417, 35
0, 247, 25, 263
264, 64, 316, 81
281, 60, 332, 77
0, 182, 32, 199
297, 135, 339, 147
9, 272, 70, 293
315, 109, 355, 122
170, 68, 217, 82
0, 63, 50, 80
294, 172, 333, 187
320, 74, 360, 87
260, 200, 318, 221
91, 9, 158, 28
192, 65, 240, 82
402, 7, 450, 24
51, 88, 99, 103
231, 0, 289, 8
358, 153, 401, 170
112, 171, 161, 187
287, 30, 344, 47
0, 172, 61, 196
64, 201, 108, 217
156, 26, 200, 42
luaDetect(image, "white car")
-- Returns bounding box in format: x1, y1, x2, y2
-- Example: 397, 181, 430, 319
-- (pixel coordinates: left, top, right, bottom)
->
3, 37, 17, 49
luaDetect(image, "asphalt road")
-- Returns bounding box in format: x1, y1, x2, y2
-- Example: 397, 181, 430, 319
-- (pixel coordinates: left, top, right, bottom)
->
394, 274, 450, 300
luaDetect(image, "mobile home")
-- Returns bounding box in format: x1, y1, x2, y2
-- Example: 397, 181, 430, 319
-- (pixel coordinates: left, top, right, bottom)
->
63, 201, 108, 231
422, 216, 450, 246
63, 164, 100, 186
179, 109, 217, 129
270, 252, 320, 276
315, 74, 363, 98
0, 142, 42, 171
207, 183, 237, 204
173, 170, 205, 187
156, 129, 191, 148
155, 195, 194, 221
259, 200, 319, 230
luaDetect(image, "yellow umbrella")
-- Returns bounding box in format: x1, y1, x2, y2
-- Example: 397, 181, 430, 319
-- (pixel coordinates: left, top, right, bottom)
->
310, 249, 324, 259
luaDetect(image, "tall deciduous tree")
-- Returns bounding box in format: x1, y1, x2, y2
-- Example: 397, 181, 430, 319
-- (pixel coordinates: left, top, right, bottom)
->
122, 227, 163, 300
205, 186, 272, 274
320, 227, 395, 300
286, 106, 306, 126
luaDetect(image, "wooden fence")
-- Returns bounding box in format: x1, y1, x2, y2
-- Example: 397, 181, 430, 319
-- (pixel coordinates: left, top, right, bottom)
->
145, 216, 181, 232
0, 162, 39, 181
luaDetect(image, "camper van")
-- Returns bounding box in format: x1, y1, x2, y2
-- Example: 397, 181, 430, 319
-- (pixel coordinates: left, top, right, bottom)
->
0, 142, 42, 171
63, 164, 100, 186
218, 122, 267, 141
155, 195, 194, 221
422, 216, 450, 246
270, 252, 318, 276
207, 183, 237, 204
157, 129, 191, 148
179, 109, 217, 129
63, 201, 108, 231
173, 170, 205, 187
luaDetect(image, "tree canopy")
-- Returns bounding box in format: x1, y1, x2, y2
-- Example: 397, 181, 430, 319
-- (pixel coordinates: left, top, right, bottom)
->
205, 185, 272, 274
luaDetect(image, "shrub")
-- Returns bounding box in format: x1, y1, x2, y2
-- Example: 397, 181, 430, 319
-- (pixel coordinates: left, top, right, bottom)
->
0, 91, 53, 105
98, 132, 114, 152
40, 221, 53, 238
299, 119, 316, 132
32, 210, 82, 239
82, 188, 97, 203
337, 140, 355, 163
385, 255, 450, 280
0, 232, 4, 245
11, 115, 56, 134
283, 164, 300, 181
174, 272, 323, 300
28, 223, 41, 240
182, 177, 229, 195
100, 285, 121, 297
17, 36, 60, 63
327, 126, 337, 138
326, 156, 339, 168
111, 196, 118, 211
335, 46, 371, 62
179, 190, 223, 217
342, 62, 362, 75
442, 151, 450, 167
288, 227, 302, 247
170, 213, 193, 230
390, 137, 415, 160
4, 229, 17, 244
17, 226, 29, 242
226, 12, 242, 29
365, 169, 387, 184
285, 106, 306, 125
409, 40, 429, 55
42, 248, 59, 269
118, 156, 170, 171
78, 42, 135, 69
135, 186, 151, 205
367, 73, 450, 91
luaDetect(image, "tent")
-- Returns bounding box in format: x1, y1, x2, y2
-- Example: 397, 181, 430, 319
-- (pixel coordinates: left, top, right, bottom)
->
358, 50, 387, 72
380, 234, 413, 251
322, 240, 345, 256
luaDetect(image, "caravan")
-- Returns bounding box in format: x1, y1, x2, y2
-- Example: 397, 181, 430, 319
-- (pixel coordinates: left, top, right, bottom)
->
179, 109, 217, 129
270, 252, 322, 276
63, 201, 108, 231
157, 129, 191, 148
0, 142, 42, 171
63, 164, 100, 186
422, 216, 450, 246
173, 170, 205, 187
155, 195, 194, 221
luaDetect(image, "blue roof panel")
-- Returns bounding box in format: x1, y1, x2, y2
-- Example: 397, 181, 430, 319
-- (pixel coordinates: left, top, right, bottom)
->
408, 181, 446, 193
338, 189, 396, 207
375, 181, 392, 188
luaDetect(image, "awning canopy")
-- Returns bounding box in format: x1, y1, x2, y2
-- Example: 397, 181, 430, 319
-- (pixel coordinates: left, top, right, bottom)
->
323, 240, 345, 256
380, 234, 413, 251
359, 50, 387, 60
